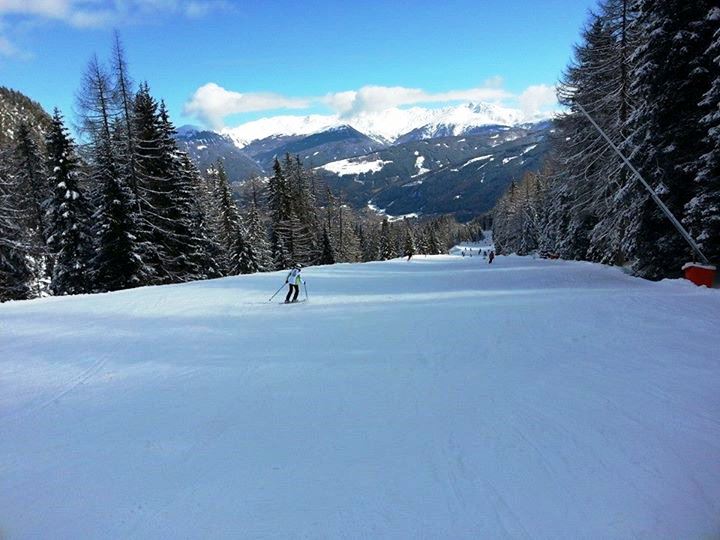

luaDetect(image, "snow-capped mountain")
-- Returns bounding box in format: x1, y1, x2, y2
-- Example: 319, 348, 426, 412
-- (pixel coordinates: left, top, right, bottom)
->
222, 102, 534, 148
175, 104, 553, 221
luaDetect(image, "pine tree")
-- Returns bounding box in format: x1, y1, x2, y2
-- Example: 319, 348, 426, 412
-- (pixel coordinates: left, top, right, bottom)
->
319, 227, 336, 265
427, 223, 443, 255
12, 121, 51, 295
91, 140, 144, 291
334, 195, 361, 262
272, 231, 292, 270
230, 219, 260, 275
213, 161, 242, 274
197, 166, 225, 275
267, 158, 293, 267
156, 100, 210, 281
208, 160, 259, 275
244, 181, 273, 271
538, 1, 641, 265
283, 155, 316, 265
110, 31, 141, 205
177, 154, 223, 279
402, 219, 416, 259
44, 109, 94, 295
683, 6, 720, 264
132, 83, 168, 283
627, 0, 717, 277
361, 222, 380, 262
379, 218, 395, 260
415, 226, 429, 255
78, 56, 144, 291
0, 148, 33, 301
13, 122, 49, 245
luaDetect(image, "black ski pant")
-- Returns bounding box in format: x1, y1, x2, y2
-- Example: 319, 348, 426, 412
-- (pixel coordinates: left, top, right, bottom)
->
285, 284, 299, 302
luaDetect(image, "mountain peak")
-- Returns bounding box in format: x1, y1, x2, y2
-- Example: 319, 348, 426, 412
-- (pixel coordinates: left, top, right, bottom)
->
221, 102, 539, 149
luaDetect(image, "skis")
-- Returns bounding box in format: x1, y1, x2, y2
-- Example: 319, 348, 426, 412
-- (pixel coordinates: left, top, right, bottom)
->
280, 299, 306, 305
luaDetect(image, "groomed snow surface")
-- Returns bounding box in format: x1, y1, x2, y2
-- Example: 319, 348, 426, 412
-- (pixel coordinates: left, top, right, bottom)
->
2, 253, 720, 538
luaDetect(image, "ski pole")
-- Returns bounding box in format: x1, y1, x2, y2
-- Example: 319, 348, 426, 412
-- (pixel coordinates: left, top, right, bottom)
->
303, 281, 309, 301
268, 283, 285, 302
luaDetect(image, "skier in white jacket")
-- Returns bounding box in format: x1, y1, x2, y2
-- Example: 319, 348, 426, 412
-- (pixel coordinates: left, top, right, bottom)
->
284, 264, 304, 303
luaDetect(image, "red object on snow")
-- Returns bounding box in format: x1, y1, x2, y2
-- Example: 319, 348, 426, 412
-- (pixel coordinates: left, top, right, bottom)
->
682, 262, 716, 288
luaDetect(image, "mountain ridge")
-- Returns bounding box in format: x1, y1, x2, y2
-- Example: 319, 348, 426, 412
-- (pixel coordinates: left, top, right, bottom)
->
176, 109, 553, 221
220, 101, 545, 148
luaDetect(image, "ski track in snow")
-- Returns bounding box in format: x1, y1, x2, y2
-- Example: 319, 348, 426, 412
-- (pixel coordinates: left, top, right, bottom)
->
1, 253, 720, 538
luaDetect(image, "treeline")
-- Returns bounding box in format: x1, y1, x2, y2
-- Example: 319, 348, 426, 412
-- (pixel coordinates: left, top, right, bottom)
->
257, 154, 481, 268
0, 36, 478, 302
493, 0, 720, 279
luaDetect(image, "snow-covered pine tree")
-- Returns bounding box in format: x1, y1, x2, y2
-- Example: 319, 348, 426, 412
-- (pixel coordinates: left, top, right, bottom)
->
402, 219, 416, 259
379, 218, 395, 260
286, 155, 319, 264
336, 196, 361, 262
211, 161, 258, 274
360, 221, 380, 262
131, 83, 169, 284
271, 231, 292, 270
627, 0, 717, 278
156, 100, 212, 281
683, 6, 720, 265
536, 1, 641, 265
44, 109, 94, 295
268, 158, 293, 268
244, 180, 273, 272
415, 225, 429, 255
12, 120, 51, 294
230, 217, 260, 275
158, 101, 212, 281
584, 0, 640, 264
0, 148, 33, 301
492, 179, 519, 254
319, 226, 336, 265
425, 224, 442, 255
213, 160, 241, 273
551, 16, 616, 260
177, 154, 223, 279
13, 122, 49, 246
78, 56, 144, 292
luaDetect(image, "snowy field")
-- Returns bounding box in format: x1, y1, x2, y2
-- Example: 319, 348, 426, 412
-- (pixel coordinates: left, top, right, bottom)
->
1, 254, 720, 538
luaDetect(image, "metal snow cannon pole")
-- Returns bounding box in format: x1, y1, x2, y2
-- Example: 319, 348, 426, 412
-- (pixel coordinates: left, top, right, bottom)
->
576, 102, 716, 287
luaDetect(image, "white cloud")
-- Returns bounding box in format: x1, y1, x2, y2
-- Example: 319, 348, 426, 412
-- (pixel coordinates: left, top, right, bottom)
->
0, 0, 228, 57
183, 83, 311, 130
518, 84, 558, 119
323, 84, 512, 117
0, 0, 229, 26
0, 34, 32, 59
183, 81, 559, 129
0, 0, 70, 19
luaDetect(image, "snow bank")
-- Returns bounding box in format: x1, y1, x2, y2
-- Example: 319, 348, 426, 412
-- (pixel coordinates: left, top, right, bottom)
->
318, 158, 391, 176
461, 154, 493, 168
1, 255, 719, 538
412, 155, 430, 177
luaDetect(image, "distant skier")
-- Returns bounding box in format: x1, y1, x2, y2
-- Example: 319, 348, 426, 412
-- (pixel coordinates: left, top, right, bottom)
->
488, 250, 495, 264
285, 264, 304, 303
462, 249, 466, 257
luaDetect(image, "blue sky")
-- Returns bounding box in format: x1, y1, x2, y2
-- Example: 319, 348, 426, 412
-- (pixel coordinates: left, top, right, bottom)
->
0, 0, 599, 130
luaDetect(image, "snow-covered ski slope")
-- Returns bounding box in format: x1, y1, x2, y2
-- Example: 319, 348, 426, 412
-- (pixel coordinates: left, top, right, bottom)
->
2, 254, 719, 539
